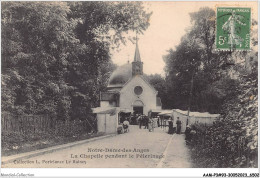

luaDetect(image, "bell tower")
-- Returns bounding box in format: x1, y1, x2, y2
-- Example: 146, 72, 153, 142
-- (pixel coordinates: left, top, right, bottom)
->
132, 39, 143, 76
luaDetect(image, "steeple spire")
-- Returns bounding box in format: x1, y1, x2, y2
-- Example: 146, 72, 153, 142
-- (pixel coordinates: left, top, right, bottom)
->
132, 32, 143, 76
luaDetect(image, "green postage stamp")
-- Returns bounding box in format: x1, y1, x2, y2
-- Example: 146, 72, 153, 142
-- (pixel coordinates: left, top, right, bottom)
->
216, 7, 251, 50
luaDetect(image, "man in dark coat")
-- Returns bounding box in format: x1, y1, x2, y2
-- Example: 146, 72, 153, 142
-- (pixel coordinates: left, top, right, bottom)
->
176, 117, 182, 134
138, 115, 142, 129
157, 116, 160, 127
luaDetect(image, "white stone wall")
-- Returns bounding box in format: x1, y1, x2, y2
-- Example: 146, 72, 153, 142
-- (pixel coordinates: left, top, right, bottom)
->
100, 101, 109, 107
97, 113, 118, 134
119, 76, 157, 115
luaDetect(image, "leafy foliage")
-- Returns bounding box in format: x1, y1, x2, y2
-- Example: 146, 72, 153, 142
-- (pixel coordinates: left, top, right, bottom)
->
190, 76, 257, 168
145, 74, 168, 108
163, 7, 258, 168
164, 8, 229, 113
2, 2, 151, 121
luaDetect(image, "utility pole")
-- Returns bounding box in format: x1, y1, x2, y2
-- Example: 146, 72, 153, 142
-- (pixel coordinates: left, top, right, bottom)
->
187, 68, 195, 126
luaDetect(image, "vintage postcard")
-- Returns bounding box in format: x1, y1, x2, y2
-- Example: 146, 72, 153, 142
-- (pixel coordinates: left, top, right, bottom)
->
1, 0, 258, 177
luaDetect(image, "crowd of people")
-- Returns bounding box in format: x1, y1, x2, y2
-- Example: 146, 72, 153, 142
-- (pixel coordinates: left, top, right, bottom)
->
119, 113, 196, 141
119, 114, 160, 133
137, 114, 160, 132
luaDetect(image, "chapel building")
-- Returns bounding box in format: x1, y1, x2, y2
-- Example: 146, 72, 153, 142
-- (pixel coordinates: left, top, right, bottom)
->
99, 42, 162, 116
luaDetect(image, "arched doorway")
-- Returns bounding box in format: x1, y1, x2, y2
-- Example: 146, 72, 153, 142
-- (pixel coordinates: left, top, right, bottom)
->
133, 100, 144, 115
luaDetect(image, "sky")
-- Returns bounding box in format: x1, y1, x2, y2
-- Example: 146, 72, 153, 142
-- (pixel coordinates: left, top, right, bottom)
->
110, 1, 258, 76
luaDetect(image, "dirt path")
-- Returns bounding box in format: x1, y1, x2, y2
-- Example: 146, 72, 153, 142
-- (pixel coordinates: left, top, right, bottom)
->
3, 126, 192, 168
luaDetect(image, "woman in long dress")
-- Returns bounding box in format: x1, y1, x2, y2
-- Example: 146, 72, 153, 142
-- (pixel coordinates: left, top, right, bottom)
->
152, 117, 157, 128
148, 118, 153, 132
168, 118, 174, 134
176, 117, 182, 134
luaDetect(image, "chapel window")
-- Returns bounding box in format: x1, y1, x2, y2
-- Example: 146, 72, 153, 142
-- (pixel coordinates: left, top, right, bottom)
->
134, 86, 143, 95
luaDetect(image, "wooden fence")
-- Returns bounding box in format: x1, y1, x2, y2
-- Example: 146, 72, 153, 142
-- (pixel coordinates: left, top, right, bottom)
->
1, 112, 97, 139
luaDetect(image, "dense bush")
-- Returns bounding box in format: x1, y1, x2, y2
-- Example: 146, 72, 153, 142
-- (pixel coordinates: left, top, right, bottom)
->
189, 77, 257, 168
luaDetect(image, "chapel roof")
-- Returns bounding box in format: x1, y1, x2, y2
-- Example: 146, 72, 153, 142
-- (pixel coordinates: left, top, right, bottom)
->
107, 63, 132, 88
107, 39, 143, 89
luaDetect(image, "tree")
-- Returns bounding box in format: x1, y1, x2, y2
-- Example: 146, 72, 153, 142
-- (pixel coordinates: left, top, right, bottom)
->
163, 7, 258, 168
66, 1, 152, 113
145, 74, 168, 109
164, 7, 244, 113
2, 2, 79, 119
1, 2, 151, 122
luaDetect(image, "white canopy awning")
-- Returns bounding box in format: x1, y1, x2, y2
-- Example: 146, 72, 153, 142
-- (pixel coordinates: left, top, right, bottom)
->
119, 108, 132, 113
92, 107, 133, 114
173, 109, 220, 118
92, 107, 117, 114
149, 109, 163, 113
158, 110, 172, 116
